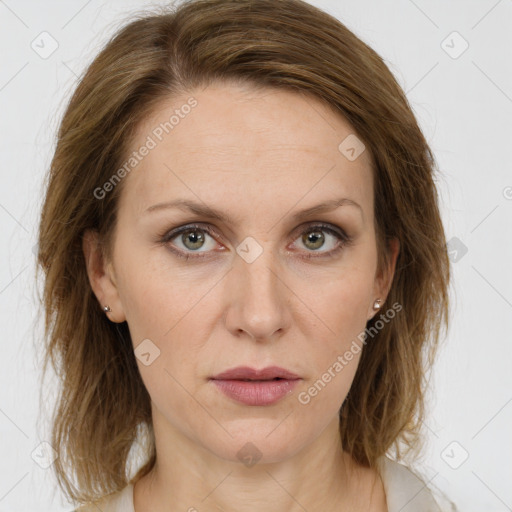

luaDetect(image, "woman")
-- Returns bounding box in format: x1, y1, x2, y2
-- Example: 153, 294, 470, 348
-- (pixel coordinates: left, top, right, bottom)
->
37, 0, 455, 510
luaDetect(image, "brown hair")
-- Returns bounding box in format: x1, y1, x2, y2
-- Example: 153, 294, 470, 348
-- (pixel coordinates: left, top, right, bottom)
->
36, 0, 450, 504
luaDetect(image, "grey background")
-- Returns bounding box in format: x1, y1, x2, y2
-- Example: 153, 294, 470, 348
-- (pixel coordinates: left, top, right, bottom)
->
0, 0, 511, 510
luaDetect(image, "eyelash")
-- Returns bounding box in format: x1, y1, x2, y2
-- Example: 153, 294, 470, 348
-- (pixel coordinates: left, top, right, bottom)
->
158, 222, 353, 261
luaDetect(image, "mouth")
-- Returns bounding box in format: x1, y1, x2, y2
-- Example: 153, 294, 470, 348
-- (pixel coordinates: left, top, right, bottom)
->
209, 366, 301, 406
210, 365, 301, 381
210, 378, 300, 406
232, 376, 288, 382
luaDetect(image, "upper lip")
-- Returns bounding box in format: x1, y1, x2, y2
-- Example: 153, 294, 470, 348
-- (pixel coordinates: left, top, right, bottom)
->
211, 366, 301, 381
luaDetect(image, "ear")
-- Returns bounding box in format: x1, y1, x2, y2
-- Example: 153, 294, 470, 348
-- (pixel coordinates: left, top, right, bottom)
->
82, 229, 126, 323
368, 237, 400, 320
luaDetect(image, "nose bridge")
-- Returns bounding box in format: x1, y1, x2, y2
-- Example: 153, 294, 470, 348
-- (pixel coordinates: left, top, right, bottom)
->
227, 235, 289, 339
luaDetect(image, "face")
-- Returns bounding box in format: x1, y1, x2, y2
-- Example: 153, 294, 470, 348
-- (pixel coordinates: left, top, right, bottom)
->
85, 81, 398, 464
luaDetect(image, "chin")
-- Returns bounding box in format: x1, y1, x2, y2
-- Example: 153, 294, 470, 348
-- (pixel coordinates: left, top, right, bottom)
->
198, 421, 309, 466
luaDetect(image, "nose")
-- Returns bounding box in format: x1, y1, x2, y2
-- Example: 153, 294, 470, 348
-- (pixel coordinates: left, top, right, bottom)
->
223, 239, 292, 342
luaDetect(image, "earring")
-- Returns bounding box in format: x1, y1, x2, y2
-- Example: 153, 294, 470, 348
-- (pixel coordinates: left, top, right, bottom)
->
372, 299, 382, 310
103, 305, 112, 313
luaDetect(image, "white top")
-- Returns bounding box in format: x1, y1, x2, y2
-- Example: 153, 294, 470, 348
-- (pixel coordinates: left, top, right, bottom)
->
73, 456, 457, 511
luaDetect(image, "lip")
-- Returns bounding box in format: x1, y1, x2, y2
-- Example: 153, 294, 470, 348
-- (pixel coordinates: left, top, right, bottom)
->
210, 366, 301, 406
211, 366, 301, 381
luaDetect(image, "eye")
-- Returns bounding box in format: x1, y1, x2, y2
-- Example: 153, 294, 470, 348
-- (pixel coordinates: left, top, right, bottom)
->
159, 222, 352, 261
161, 224, 220, 259
290, 223, 351, 259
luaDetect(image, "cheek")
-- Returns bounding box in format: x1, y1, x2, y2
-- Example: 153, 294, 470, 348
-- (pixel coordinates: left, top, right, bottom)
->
292, 259, 376, 398
114, 245, 218, 399
114, 238, 209, 340
301, 261, 375, 341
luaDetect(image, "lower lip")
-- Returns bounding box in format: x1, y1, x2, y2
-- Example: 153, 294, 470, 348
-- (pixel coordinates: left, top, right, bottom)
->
211, 379, 300, 406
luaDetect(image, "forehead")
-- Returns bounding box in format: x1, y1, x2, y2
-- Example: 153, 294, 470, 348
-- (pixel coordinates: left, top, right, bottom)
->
118, 82, 374, 222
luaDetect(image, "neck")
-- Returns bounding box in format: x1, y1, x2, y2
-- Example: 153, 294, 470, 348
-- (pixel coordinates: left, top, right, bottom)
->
133, 410, 385, 512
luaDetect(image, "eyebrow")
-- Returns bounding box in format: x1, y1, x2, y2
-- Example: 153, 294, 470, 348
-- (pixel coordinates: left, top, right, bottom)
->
144, 197, 363, 224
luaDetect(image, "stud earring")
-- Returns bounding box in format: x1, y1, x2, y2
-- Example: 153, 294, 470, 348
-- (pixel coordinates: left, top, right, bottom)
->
103, 305, 112, 313
372, 299, 382, 311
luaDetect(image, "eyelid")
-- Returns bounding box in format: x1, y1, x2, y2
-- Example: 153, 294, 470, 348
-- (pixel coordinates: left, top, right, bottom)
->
159, 223, 219, 244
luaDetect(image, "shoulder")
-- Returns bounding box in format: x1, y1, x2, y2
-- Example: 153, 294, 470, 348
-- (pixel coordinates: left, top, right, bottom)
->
376, 456, 458, 512
69, 482, 135, 512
